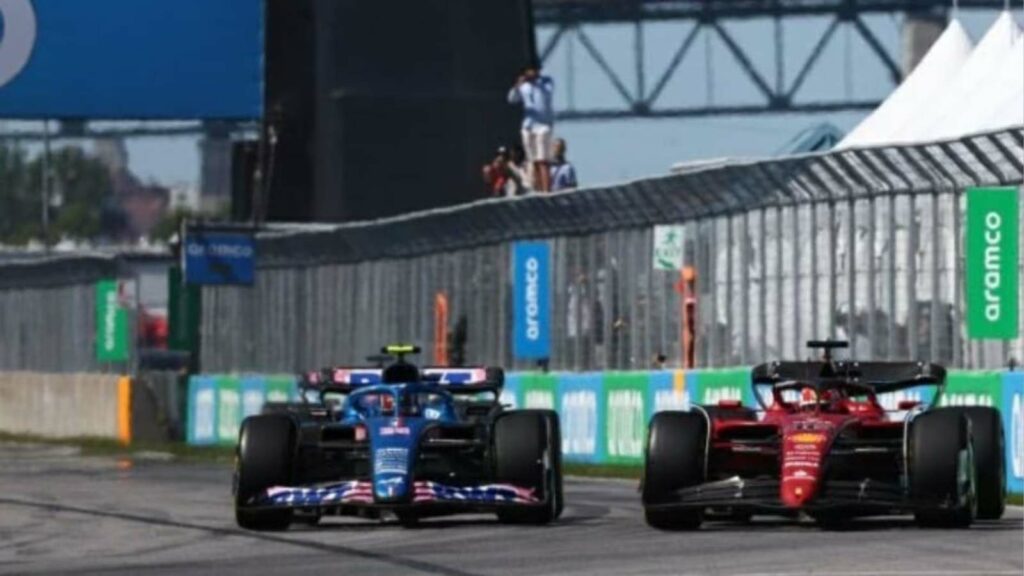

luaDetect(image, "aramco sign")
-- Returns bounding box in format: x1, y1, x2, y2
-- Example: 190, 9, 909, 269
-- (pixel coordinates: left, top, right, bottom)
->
966, 187, 1019, 339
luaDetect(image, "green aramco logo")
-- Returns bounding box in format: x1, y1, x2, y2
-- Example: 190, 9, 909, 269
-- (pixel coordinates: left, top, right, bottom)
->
966, 187, 1019, 339
982, 211, 1005, 322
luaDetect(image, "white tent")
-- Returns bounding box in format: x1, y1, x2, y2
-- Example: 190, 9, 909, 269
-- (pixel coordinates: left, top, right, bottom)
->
837, 19, 974, 149
895, 12, 1023, 143
972, 41, 1024, 132
940, 14, 1024, 138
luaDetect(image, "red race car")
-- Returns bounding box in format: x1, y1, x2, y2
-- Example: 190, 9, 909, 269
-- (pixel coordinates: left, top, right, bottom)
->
642, 340, 1006, 530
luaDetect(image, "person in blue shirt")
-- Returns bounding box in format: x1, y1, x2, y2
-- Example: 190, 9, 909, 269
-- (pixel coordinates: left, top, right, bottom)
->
508, 66, 555, 192
549, 138, 578, 192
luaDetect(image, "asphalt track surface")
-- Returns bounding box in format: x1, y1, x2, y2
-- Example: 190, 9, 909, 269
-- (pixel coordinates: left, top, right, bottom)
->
0, 444, 1021, 576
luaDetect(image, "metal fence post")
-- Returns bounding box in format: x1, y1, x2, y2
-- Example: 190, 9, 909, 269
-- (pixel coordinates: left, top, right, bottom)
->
907, 194, 919, 361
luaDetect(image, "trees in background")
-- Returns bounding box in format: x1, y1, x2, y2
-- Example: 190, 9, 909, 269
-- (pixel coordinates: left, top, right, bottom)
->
0, 143, 115, 244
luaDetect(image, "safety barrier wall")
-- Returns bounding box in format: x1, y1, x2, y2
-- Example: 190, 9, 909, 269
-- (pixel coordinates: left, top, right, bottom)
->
0, 372, 130, 440
184, 369, 1023, 492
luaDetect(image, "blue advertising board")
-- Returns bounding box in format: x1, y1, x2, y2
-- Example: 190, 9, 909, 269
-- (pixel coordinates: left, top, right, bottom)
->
1004, 372, 1024, 494
0, 0, 262, 118
186, 376, 217, 445
557, 374, 604, 463
512, 242, 551, 359
184, 231, 256, 286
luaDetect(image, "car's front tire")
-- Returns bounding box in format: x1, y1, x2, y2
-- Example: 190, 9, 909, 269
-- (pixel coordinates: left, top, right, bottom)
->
642, 411, 708, 530
959, 407, 1006, 520
494, 410, 563, 525
235, 415, 296, 531
909, 408, 976, 528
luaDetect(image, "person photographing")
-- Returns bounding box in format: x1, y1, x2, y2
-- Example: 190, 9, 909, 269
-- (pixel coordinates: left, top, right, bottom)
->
507, 65, 555, 192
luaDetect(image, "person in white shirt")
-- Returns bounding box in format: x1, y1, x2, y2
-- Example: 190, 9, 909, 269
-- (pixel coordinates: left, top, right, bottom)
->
508, 66, 555, 192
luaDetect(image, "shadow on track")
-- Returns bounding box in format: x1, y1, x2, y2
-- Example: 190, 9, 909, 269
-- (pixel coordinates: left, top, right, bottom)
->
0, 496, 481, 576
695, 516, 1023, 533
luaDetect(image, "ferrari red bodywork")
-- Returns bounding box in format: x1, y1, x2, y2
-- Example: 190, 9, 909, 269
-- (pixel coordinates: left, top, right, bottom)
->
709, 390, 905, 512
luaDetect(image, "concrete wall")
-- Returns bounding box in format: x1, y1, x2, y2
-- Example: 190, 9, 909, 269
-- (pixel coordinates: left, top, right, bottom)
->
0, 372, 129, 439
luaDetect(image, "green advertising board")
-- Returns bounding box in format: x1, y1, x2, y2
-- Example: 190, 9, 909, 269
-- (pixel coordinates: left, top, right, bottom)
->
168, 265, 202, 369
216, 376, 242, 444
95, 279, 129, 362
265, 375, 296, 403
519, 373, 557, 410
603, 373, 648, 464
966, 187, 1019, 339
695, 368, 753, 407
939, 371, 1002, 409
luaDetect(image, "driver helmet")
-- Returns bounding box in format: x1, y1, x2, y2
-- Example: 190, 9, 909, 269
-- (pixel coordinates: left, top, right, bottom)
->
799, 387, 820, 410
800, 387, 838, 410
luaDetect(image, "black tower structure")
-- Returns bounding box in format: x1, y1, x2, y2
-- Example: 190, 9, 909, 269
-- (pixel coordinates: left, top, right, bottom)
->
263, 0, 536, 222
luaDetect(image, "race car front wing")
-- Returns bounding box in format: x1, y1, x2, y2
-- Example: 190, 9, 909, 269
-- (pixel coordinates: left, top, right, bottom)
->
245, 480, 540, 510
644, 477, 951, 514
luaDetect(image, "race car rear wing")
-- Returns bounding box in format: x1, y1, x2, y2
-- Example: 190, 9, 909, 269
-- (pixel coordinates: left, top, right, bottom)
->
299, 366, 505, 395
751, 360, 946, 393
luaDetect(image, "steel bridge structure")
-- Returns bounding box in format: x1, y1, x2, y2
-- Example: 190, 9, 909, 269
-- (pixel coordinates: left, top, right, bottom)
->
533, 0, 1007, 121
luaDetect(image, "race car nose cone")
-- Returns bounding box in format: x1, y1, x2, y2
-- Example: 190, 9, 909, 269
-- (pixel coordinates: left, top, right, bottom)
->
782, 480, 815, 508
374, 474, 409, 501
780, 428, 830, 508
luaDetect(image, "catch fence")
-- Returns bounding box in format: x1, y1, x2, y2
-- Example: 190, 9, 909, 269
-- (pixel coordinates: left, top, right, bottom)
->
200, 128, 1024, 373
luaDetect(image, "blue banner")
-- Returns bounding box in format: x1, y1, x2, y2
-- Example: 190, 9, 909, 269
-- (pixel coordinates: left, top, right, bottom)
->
557, 374, 604, 463
186, 376, 217, 445
184, 231, 256, 285
240, 376, 266, 419
0, 0, 262, 119
512, 242, 551, 359
650, 370, 691, 413
1004, 372, 1024, 494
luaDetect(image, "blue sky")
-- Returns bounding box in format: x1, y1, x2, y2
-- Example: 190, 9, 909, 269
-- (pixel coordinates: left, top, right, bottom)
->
123, 10, 1008, 189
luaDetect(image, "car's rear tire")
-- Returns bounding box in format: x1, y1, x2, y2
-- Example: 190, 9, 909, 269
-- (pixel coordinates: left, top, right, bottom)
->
959, 407, 1005, 520
494, 410, 563, 525
642, 411, 707, 530
235, 415, 296, 531
909, 408, 975, 528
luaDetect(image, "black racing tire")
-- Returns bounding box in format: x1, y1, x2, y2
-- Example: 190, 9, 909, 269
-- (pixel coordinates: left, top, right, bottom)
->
909, 408, 975, 528
959, 407, 1006, 520
293, 511, 322, 526
494, 410, 563, 525
642, 411, 708, 530
235, 415, 296, 531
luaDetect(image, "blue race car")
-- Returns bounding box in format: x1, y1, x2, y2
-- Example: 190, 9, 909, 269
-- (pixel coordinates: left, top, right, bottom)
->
234, 345, 563, 530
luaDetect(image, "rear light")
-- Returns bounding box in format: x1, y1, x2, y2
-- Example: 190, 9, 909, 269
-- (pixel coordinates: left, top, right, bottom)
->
717, 399, 742, 409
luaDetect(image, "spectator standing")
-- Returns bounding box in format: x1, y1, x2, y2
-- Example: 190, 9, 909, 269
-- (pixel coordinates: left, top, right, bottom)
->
507, 66, 554, 192
481, 145, 530, 198
549, 138, 578, 191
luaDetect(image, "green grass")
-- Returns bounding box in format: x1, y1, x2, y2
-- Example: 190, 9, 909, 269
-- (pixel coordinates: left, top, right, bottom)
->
564, 463, 642, 480
0, 432, 235, 464
1008, 493, 1023, 506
